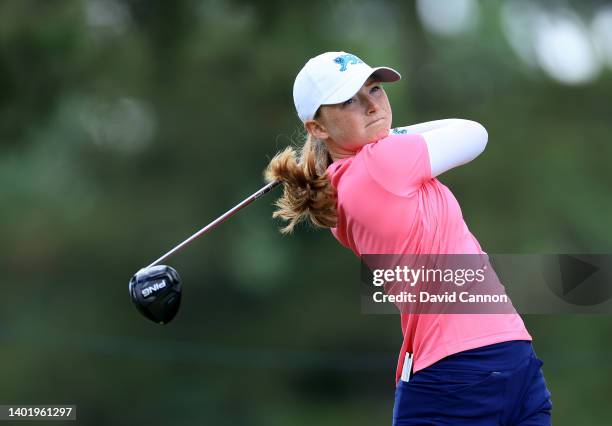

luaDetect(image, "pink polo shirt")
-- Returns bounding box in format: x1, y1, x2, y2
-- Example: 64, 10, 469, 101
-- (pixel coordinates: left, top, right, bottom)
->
326, 132, 532, 385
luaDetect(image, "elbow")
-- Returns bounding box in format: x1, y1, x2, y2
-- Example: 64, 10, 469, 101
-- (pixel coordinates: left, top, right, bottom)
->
467, 120, 488, 155
477, 122, 488, 154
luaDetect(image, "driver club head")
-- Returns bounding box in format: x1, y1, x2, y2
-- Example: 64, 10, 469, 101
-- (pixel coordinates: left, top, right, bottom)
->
129, 265, 182, 324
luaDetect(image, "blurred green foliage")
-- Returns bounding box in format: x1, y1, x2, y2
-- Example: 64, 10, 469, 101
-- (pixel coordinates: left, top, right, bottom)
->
1, 0, 611, 424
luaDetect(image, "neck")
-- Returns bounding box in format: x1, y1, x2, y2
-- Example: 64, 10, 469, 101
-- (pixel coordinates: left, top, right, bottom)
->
326, 141, 357, 162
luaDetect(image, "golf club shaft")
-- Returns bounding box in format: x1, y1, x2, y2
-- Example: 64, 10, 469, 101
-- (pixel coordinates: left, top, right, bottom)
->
146, 180, 281, 268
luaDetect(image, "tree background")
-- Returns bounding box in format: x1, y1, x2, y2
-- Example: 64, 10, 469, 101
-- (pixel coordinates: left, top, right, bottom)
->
1, 0, 611, 424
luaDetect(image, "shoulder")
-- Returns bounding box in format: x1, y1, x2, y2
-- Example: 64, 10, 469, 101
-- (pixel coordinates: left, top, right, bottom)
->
362, 129, 427, 160
359, 133, 432, 197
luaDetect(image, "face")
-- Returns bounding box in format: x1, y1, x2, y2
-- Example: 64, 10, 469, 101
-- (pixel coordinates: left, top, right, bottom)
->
305, 77, 392, 157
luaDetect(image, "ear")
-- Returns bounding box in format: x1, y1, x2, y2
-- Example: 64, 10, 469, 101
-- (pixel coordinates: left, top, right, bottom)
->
304, 119, 329, 140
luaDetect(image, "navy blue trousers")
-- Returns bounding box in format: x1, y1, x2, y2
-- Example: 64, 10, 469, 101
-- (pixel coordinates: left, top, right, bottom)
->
392, 341, 552, 425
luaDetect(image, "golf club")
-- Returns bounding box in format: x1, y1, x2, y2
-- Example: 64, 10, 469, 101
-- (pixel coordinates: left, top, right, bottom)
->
129, 180, 281, 324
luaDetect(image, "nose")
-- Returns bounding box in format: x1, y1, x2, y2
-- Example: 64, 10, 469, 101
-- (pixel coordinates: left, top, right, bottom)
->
364, 95, 378, 115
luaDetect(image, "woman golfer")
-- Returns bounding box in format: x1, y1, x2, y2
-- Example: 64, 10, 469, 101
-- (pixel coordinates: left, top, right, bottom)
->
265, 51, 552, 425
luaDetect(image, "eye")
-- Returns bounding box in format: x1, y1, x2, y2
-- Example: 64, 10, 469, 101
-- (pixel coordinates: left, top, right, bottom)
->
343, 98, 355, 106
370, 85, 381, 93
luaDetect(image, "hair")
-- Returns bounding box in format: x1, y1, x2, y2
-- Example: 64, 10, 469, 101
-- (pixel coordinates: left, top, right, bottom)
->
264, 117, 337, 234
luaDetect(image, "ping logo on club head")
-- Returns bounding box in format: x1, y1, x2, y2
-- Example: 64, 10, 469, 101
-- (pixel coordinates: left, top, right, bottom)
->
141, 279, 167, 297
334, 54, 363, 71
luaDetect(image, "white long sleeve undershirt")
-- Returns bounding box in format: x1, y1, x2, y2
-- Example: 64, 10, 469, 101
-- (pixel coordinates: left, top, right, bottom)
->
390, 119, 488, 178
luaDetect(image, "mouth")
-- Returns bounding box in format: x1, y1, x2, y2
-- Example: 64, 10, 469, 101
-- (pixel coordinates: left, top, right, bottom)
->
367, 117, 385, 127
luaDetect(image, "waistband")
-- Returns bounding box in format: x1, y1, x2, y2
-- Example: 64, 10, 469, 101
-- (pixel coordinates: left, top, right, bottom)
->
425, 340, 535, 373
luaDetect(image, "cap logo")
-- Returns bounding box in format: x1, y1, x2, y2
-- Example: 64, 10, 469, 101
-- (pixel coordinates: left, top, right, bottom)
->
333, 54, 363, 71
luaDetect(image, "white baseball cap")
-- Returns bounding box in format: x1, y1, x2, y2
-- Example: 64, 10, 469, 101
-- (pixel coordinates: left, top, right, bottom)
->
293, 51, 401, 122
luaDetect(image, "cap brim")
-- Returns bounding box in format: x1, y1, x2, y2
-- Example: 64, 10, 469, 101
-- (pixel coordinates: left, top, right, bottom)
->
322, 66, 401, 106
371, 66, 402, 83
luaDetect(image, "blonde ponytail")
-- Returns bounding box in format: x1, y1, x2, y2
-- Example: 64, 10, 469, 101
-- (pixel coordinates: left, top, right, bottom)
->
264, 134, 337, 234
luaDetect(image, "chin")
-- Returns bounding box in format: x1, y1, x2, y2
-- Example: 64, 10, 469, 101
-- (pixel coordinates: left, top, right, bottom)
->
371, 125, 391, 141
